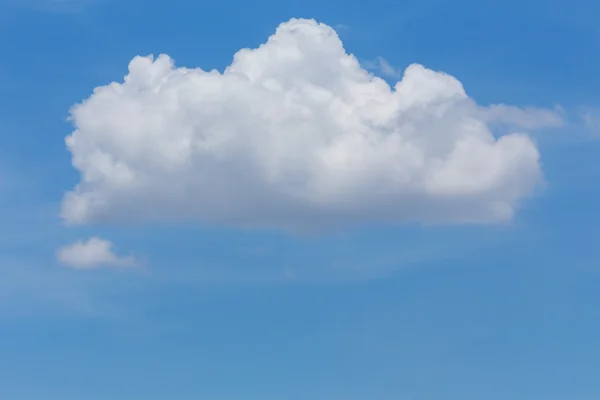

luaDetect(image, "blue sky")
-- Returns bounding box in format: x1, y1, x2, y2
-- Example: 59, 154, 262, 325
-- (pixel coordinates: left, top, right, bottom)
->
1, 0, 600, 398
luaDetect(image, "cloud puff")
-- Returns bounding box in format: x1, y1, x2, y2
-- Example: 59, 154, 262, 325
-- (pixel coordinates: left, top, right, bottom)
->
56, 237, 134, 269
61, 18, 562, 231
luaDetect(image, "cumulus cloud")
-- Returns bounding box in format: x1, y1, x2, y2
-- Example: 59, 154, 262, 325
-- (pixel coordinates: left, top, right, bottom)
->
61, 18, 562, 231
56, 237, 134, 269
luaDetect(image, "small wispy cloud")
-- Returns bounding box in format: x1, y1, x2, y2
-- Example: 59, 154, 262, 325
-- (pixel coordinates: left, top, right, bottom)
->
481, 104, 565, 130
57, 237, 135, 269
333, 23, 349, 33
580, 107, 600, 136
362, 56, 403, 78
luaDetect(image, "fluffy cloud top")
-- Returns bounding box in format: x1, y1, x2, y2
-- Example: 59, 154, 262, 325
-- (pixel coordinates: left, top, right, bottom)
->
62, 18, 561, 231
56, 237, 134, 269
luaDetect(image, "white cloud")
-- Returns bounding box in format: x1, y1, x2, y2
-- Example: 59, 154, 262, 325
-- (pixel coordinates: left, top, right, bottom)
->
62, 18, 562, 232
56, 237, 134, 269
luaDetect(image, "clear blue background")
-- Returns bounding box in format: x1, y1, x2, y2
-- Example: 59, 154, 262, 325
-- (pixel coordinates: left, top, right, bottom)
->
1, 0, 600, 398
